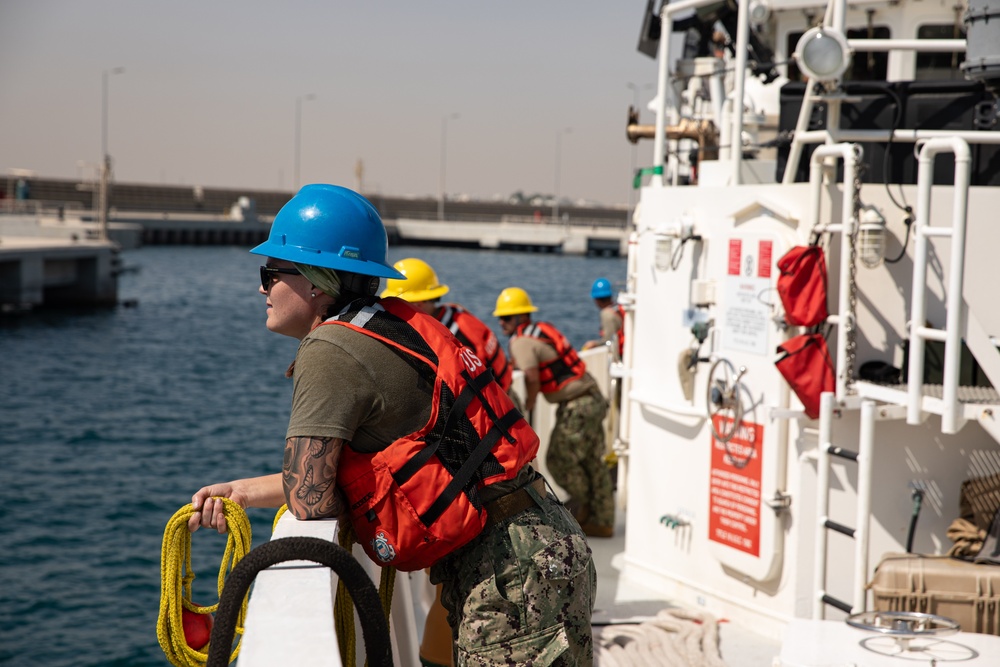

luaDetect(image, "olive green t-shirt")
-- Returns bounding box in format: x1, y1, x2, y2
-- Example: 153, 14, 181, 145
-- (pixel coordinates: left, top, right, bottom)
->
287, 318, 538, 502
286, 322, 432, 453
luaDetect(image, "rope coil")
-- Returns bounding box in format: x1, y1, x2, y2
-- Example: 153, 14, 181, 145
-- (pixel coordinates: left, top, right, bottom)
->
157, 498, 252, 667
334, 525, 396, 667
159, 500, 395, 667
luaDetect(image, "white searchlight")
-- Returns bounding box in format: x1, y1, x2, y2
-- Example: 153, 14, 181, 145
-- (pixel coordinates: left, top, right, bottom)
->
794, 26, 852, 82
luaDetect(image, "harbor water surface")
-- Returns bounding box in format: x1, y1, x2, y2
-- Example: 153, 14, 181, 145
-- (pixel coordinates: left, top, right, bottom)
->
0, 244, 625, 666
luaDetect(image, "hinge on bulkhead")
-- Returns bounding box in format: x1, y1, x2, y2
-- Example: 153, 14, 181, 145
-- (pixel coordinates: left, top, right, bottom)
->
765, 491, 792, 513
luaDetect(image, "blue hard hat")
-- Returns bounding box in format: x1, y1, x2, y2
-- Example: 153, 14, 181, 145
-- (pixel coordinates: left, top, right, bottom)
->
591, 277, 613, 299
250, 184, 404, 279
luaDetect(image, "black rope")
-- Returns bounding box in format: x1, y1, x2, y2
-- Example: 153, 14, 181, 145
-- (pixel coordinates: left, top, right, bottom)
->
206, 536, 393, 667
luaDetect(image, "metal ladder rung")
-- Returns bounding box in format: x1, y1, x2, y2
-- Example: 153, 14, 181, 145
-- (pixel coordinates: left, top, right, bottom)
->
824, 520, 855, 538
814, 396, 876, 619
822, 594, 853, 614
829, 446, 858, 462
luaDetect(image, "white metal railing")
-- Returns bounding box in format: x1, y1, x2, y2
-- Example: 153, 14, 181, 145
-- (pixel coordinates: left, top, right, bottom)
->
807, 143, 861, 400
907, 138, 972, 433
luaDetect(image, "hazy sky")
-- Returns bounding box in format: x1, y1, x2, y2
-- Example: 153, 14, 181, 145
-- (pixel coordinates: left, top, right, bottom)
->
0, 1, 658, 205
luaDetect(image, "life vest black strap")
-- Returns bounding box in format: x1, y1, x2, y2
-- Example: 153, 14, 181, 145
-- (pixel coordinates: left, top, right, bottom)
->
541, 356, 573, 385
459, 367, 515, 446
391, 369, 495, 487
419, 407, 524, 527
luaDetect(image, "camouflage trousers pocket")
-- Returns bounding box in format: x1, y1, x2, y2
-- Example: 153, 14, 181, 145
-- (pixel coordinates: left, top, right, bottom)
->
456, 623, 570, 667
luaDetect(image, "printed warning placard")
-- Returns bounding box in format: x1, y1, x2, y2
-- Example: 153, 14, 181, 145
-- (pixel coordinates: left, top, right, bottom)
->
722, 238, 772, 356
708, 417, 763, 556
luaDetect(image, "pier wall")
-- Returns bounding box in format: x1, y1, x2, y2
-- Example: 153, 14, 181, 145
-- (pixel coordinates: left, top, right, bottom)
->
2, 176, 631, 254
0, 236, 119, 310
0, 176, 628, 221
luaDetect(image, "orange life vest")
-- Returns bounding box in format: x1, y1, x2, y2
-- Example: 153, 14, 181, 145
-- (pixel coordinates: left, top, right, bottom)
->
513, 321, 587, 394
434, 303, 513, 391
323, 297, 538, 571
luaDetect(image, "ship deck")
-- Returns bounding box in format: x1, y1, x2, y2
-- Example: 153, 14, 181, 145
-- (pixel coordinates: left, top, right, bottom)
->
590, 511, 783, 666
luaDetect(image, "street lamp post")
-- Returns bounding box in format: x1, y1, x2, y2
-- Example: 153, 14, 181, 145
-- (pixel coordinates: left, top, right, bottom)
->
438, 112, 460, 220
553, 127, 572, 223
294, 93, 316, 191
99, 67, 125, 241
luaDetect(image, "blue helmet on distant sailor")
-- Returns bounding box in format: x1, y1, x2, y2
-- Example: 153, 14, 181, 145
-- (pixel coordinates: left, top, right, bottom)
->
591, 277, 613, 299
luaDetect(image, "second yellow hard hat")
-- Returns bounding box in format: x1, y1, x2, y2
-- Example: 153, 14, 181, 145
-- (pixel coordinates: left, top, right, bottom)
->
380, 258, 450, 302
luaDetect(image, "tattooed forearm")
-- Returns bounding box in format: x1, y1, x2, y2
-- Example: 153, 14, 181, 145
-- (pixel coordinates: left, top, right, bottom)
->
283, 436, 346, 520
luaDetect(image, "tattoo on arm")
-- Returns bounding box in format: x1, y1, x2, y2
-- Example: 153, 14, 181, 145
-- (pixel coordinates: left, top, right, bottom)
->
283, 436, 345, 520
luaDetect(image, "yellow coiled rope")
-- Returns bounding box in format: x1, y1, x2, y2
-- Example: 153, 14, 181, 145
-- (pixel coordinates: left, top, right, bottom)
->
334, 525, 396, 667
272, 503, 288, 532
159, 499, 394, 667
157, 498, 253, 667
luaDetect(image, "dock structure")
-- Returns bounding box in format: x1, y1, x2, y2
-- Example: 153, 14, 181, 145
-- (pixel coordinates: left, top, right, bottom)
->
106, 197, 271, 246
0, 231, 120, 311
396, 217, 628, 255
0, 176, 630, 253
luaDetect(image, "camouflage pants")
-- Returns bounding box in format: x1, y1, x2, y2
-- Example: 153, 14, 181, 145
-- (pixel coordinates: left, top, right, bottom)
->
429, 484, 596, 666
548, 391, 614, 527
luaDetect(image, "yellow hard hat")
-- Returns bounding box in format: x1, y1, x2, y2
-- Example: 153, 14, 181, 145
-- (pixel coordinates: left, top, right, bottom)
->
492, 287, 538, 317
380, 258, 450, 302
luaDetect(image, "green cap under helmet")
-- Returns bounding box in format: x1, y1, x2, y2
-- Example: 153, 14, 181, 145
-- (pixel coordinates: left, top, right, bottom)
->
250, 184, 404, 280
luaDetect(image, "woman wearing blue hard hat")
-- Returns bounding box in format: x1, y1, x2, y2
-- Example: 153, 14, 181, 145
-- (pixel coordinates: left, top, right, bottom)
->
186, 184, 596, 665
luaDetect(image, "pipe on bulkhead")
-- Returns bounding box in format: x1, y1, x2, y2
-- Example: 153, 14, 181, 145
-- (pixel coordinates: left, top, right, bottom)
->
627, 117, 720, 164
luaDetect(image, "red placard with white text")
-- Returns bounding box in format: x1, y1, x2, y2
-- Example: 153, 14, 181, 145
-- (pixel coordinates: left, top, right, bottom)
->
708, 417, 763, 556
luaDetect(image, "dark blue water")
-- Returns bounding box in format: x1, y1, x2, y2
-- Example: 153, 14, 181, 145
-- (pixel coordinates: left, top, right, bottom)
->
0, 244, 624, 666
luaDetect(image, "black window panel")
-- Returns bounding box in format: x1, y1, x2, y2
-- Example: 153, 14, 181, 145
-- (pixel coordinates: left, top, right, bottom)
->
915, 24, 967, 81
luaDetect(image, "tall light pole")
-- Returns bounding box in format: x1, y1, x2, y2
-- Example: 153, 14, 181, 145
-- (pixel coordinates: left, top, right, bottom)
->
626, 82, 652, 225
438, 112, 460, 220
553, 127, 572, 223
294, 93, 316, 191
99, 67, 125, 241
101, 67, 125, 159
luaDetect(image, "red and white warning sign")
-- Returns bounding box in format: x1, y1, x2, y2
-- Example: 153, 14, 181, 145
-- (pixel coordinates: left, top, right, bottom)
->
722, 237, 773, 356
708, 417, 763, 557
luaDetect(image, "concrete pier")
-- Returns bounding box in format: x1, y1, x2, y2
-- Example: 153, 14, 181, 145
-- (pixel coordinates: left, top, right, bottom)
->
395, 217, 629, 256
0, 237, 120, 311
0, 214, 121, 311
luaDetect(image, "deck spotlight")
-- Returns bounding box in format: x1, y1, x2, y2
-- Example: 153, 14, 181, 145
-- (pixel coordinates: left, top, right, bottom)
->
858, 205, 887, 268
749, 0, 771, 25
794, 26, 851, 82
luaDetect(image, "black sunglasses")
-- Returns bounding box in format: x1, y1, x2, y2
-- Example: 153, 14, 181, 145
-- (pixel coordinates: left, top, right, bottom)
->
499, 315, 516, 322
260, 265, 301, 291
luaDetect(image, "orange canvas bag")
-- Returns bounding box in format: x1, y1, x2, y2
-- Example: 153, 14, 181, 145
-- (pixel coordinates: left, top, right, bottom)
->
775, 333, 835, 419
776, 245, 829, 327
